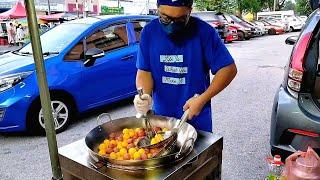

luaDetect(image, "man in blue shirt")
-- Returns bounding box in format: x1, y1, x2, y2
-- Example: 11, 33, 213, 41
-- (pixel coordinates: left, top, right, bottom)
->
134, 0, 237, 132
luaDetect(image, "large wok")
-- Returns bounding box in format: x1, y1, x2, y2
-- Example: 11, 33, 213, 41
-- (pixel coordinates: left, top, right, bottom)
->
85, 114, 197, 170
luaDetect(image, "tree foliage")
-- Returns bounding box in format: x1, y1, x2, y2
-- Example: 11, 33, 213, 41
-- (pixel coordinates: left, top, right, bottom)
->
194, 0, 295, 15
295, 0, 313, 15
283, 0, 295, 10
194, 0, 237, 13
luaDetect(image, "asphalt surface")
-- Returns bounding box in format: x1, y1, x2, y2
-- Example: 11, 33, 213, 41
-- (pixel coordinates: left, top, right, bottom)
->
0, 32, 299, 180
0, 45, 20, 55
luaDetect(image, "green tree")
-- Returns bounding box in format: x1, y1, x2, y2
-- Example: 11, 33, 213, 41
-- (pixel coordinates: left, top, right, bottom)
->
194, 0, 236, 13
235, 0, 262, 16
262, 0, 288, 10
295, 0, 313, 15
276, 0, 287, 10
283, 1, 295, 10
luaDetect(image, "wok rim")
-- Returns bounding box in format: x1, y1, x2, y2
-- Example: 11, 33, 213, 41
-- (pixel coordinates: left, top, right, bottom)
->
85, 115, 197, 167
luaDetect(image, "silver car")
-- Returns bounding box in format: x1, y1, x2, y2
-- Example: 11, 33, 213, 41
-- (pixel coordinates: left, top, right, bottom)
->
270, 6, 320, 158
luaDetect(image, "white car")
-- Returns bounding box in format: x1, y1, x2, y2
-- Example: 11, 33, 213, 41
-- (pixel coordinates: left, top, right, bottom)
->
284, 16, 304, 31
251, 21, 269, 35
299, 16, 308, 22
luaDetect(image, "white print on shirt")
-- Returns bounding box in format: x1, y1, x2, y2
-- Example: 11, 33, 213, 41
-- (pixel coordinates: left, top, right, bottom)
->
162, 76, 186, 85
164, 66, 188, 74
160, 55, 183, 63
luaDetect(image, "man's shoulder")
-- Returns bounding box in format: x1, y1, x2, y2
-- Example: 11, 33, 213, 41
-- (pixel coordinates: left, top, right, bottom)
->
143, 18, 160, 33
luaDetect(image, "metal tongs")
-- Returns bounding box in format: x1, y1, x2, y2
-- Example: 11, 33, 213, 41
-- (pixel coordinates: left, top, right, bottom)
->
151, 108, 191, 158
136, 88, 156, 147
137, 97, 194, 149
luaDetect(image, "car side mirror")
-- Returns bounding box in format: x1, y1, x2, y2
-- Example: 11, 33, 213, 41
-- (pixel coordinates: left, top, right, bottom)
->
84, 48, 104, 67
231, 20, 235, 24
285, 36, 297, 45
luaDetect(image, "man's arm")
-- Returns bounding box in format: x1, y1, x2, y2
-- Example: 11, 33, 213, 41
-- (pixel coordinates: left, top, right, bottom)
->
136, 69, 154, 95
184, 63, 237, 119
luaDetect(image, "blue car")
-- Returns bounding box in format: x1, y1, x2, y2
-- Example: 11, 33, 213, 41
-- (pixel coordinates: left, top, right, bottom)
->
0, 15, 154, 133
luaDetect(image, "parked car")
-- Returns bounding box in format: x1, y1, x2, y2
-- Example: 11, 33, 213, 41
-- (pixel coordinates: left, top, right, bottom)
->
265, 18, 290, 32
192, 11, 228, 42
0, 15, 155, 134
255, 20, 285, 35
222, 13, 254, 40
249, 21, 268, 35
225, 26, 238, 43
299, 16, 308, 23
257, 10, 303, 32
284, 16, 304, 32
245, 21, 265, 36
270, 5, 320, 158
216, 12, 238, 43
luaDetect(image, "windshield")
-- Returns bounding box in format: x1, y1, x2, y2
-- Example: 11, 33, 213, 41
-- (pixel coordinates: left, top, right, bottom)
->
19, 23, 89, 54
218, 15, 228, 24
230, 15, 243, 23
261, 20, 271, 25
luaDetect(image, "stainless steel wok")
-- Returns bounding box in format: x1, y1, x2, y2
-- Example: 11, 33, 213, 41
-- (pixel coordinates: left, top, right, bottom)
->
85, 114, 197, 170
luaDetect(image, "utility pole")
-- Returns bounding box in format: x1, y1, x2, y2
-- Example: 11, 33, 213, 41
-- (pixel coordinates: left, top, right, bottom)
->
273, 0, 277, 11
83, 0, 87, 18
145, 0, 150, 15
118, 0, 120, 8
47, 0, 51, 14
76, 0, 79, 18
24, 0, 62, 179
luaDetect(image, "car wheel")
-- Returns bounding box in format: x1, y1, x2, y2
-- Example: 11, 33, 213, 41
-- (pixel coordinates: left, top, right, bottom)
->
27, 95, 74, 134
268, 29, 276, 35
289, 27, 294, 32
237, 31, 245, 41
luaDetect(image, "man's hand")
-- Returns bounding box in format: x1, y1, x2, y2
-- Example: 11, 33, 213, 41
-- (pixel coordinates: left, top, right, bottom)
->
134, 94, 152, 116
183, 95, 207, 120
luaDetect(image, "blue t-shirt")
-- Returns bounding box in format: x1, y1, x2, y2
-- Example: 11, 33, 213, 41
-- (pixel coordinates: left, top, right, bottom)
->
137, 17, 234, 132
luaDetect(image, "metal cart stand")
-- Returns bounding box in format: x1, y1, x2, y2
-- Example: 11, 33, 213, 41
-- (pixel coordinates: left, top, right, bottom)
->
58, 131, 223, 180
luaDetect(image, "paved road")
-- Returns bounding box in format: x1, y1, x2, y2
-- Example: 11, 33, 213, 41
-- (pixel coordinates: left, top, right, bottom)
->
0, 32, 298, 180
0, 45, 20, 55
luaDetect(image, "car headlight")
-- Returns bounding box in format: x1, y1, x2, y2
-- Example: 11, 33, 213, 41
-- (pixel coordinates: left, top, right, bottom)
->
0, 71, 33, 92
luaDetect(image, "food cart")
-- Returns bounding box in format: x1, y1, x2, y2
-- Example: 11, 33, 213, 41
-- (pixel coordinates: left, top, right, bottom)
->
23, 0, 224, 179
58, 114, 223, 180
59, 131, 222, 180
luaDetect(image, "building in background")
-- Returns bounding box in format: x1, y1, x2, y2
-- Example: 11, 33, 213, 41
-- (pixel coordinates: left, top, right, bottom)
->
0, 0, 157, 15
66, 0, 98, 15
0, 0, 16, 13
99, 0, 157, 15
0, 0, 98, 15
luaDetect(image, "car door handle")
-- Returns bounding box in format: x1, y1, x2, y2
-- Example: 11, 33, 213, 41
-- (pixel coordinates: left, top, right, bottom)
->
121, 55, 134, 61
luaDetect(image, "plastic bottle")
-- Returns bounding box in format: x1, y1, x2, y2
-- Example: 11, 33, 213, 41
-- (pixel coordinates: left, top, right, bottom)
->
266, 155, 285, 180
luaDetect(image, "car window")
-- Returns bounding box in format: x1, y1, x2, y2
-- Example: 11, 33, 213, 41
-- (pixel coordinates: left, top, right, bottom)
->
225, 15, 233, 23
65, 41, 84, 61
192, 12, 219, 22
86, 23, 128, 53
230, 15, 243, 23
132, 20, 150, 42
220, 16, 228, 23
19, 23, 89, 54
